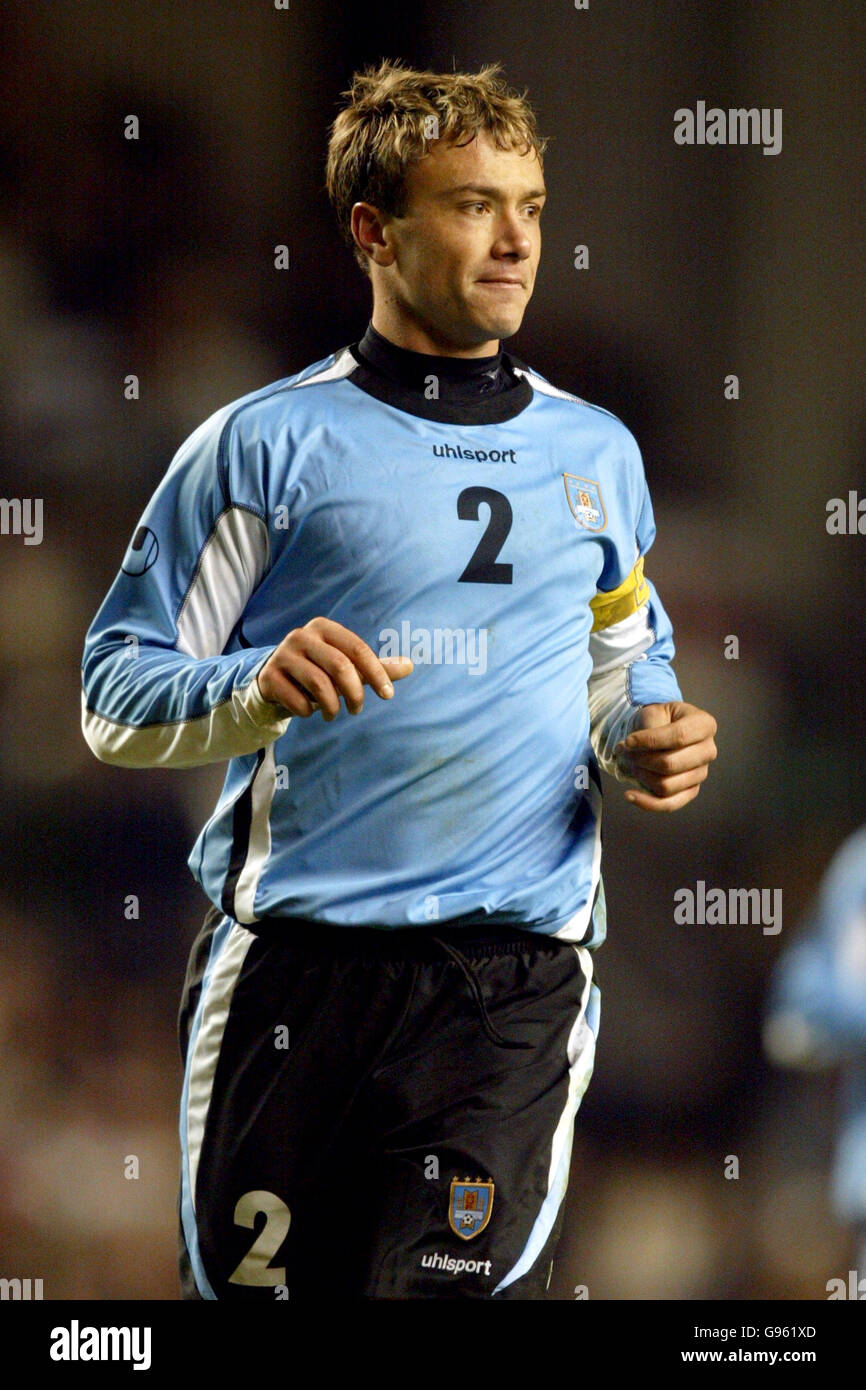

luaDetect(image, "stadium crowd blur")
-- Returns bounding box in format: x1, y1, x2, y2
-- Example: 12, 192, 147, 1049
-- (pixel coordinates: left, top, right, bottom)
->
1, 2, 864, 1298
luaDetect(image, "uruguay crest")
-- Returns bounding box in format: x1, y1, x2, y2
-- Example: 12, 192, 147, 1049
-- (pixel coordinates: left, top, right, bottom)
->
448, 1177, 494, 1241
564, 474, 607, 532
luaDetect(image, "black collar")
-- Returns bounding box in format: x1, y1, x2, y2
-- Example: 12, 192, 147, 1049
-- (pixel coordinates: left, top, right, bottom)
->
358, 322, 504, 387
348, 322, 534, 426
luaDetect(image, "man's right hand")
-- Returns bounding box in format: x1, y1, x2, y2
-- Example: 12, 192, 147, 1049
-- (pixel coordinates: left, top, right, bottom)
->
256, 616, 414, 721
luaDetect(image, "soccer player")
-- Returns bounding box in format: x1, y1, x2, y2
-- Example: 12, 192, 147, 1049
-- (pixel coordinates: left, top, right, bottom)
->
81, 60, 717, 1300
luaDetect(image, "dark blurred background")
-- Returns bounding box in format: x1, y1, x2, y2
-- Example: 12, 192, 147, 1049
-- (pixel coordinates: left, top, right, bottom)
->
0, 0, 864, 1299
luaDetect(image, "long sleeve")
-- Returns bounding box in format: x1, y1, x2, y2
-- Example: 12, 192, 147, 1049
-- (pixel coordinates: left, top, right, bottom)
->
81, 403, 292, 769
587, 443, 682, 781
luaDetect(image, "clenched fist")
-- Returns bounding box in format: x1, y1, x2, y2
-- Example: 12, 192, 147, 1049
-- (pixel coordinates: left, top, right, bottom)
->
615, 701, 718, 812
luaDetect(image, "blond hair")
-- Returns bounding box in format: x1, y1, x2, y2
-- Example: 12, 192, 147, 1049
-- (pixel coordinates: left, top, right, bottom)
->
326, 59, 549, 275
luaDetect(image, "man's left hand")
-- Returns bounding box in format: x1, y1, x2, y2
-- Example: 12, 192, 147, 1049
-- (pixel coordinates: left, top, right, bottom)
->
615, 702, 718, 812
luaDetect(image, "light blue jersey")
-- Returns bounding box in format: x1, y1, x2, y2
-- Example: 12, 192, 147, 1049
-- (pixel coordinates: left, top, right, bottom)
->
81, 341, 682, 939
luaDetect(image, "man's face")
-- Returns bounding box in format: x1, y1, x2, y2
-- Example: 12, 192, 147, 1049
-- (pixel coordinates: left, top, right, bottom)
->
365, 130, 546, 354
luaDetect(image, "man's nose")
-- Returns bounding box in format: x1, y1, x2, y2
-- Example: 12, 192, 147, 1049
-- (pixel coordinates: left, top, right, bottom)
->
492, 212, 533, 257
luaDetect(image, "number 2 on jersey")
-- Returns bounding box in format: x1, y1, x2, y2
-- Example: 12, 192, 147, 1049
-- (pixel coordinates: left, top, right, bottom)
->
457, 486, 513, 584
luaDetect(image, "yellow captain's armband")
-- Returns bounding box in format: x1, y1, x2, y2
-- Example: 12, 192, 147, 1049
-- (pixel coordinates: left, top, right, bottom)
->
589, 556, 650, 633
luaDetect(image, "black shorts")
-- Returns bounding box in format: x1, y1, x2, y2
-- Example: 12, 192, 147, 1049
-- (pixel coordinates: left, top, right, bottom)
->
177, 905, 601, 1300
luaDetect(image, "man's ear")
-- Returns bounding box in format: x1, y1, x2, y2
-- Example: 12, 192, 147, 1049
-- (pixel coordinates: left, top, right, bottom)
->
351, 202, 397, 268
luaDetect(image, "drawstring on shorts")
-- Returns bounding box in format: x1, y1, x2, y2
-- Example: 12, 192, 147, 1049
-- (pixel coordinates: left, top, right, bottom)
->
250, 912, 545, 1052
430, 935, 533, 1050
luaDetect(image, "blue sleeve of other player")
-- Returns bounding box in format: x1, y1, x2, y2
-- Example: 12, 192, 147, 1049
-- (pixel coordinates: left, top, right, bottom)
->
765, 829, 866, 1064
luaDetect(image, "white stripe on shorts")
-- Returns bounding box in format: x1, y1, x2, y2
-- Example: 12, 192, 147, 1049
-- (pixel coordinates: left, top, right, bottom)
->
491, 945, 599, 1294
184, 919, 256, 1210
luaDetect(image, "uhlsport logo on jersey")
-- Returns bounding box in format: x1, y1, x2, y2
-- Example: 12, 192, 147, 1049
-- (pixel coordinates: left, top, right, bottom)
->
448, 1178, 494, 1240
564, 474, 607, 532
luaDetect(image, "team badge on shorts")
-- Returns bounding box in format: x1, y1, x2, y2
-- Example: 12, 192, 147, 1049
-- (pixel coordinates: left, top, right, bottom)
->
564, 474, 607, 532
448, 1178, 494, 1240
